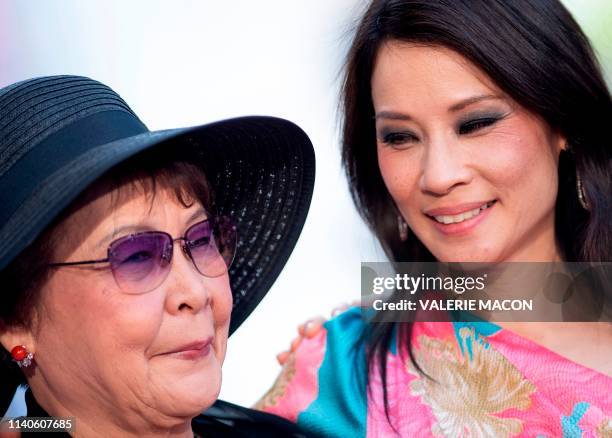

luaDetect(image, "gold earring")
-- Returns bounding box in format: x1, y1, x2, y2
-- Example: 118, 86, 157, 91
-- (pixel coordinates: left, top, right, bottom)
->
576, 171, 590, 211
397, 215, 408, 241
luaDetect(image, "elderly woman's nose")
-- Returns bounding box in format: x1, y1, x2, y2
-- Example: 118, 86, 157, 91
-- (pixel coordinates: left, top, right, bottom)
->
419, 136, 472, 195
164, 247, 211, 314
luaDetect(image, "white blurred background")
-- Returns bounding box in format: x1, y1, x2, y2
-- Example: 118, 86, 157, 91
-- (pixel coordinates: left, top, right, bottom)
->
1, 0, 610, 413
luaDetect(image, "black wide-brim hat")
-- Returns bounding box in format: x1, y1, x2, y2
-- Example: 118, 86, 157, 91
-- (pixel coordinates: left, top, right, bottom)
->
0, 75, 315, 335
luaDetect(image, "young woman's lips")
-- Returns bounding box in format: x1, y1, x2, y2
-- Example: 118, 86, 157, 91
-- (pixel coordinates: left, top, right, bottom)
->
164, 337, 213, 360
424, 200, 496, 236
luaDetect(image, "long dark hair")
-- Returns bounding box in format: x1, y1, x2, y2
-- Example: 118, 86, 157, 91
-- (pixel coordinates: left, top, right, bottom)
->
341, 0, 612, 424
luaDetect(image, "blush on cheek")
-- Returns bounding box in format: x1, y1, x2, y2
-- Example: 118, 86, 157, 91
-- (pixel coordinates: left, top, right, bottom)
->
41, 275, 102, 339
377, 156, 417, 205
475, 132, 528, 179
109, 295, 165, 350
487, 113, 558, 185
60, 282, 165, 362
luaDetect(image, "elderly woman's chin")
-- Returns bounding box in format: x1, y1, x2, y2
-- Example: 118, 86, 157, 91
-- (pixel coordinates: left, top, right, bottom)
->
150, 353, 223, 417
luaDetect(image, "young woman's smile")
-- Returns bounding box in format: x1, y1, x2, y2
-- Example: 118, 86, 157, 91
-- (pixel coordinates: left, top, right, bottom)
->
424, 199, 496, 236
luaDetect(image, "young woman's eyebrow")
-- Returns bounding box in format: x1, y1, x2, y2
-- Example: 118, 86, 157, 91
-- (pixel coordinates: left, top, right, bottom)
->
374, 95, 503, 121
374, 111, 413, 121
448, 94, 500, 112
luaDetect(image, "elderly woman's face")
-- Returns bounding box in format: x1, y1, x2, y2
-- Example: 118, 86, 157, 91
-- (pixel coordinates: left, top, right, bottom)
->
372, 42, 565, 262
28, 181, 232, 429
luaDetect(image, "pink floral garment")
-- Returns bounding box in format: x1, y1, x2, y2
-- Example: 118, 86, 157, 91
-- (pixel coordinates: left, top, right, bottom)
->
256, 307, 612, 437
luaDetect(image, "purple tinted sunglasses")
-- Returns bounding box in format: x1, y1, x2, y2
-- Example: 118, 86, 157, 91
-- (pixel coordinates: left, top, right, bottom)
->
49, 216, 237, 294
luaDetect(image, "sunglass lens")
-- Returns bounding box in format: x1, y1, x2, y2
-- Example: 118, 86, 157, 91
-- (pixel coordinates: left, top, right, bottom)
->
186, 216, 237, 277
108, 233, 172, 293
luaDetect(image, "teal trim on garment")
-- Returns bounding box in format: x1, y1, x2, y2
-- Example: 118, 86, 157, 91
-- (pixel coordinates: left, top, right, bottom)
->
561, 401, 589, 437
297, 307, 368, 438
361, 306, 399, 356
389, 323, 398, 356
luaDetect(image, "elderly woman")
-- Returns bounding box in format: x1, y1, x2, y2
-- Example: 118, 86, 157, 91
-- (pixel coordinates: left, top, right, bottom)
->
0, 76, 315, 437
259, 0, 612, 436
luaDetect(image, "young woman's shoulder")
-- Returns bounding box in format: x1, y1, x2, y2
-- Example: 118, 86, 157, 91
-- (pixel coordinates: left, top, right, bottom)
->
255, 307, 368, 437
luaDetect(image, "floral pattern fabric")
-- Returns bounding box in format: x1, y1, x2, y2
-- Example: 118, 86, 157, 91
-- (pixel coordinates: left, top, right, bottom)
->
256, 308, 612, 437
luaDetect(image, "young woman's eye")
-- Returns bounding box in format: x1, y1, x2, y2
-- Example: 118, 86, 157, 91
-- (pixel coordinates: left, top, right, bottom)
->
380, 132, 419, 147
458, 117, 500, 135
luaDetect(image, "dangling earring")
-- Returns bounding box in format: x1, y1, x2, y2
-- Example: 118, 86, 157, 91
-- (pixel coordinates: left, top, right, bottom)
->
397, 215, 409, 241
576, 171, 590, 211
11, 345, 34, 368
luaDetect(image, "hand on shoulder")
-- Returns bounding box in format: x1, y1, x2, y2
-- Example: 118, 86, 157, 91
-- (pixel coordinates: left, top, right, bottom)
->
276, 301, 360, 365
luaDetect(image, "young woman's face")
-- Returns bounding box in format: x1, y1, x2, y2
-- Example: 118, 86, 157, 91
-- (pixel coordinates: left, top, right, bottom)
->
372, 42, 565, 262
22, 182, 232, 432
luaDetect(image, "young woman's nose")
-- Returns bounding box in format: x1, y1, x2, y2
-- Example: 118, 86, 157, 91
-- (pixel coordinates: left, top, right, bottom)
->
419, 135, 472, 195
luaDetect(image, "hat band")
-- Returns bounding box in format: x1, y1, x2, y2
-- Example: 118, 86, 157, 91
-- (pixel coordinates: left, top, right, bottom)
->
0, 110, 148, 225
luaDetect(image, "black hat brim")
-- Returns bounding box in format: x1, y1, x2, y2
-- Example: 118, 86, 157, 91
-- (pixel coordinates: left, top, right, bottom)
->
0, 116, 315, 335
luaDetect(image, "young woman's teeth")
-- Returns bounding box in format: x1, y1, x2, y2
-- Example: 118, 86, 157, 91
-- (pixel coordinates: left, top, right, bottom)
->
434, 202, 493, 224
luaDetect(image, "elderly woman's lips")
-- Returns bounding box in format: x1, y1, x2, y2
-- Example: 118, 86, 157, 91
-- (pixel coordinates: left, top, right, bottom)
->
162, 337, 213, 360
